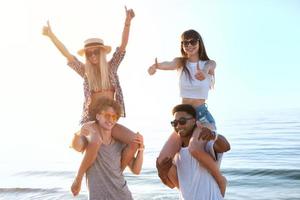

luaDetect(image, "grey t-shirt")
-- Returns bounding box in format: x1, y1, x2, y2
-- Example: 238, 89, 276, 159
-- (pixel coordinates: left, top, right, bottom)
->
86, 140, 133, 200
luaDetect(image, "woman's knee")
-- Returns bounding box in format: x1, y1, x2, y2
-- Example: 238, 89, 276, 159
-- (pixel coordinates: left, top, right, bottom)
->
158, 132, 182, 163
112, 123, 135, 144
88, 132, 102, 147
71, 134, 88, 152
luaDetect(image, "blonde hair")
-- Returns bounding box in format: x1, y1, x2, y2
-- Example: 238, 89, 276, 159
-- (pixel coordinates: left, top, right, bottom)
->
89, 97, 121, 121
85, 48, 111, 91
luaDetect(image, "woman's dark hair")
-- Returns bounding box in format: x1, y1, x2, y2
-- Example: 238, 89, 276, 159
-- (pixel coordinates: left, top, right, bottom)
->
180, 29, 210, 81
172, 104, 196, 119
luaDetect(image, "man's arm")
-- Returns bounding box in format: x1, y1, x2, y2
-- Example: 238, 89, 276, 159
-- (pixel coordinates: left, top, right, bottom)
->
156, 157, 177, 188
168, 164, 179, 188
214, 134, 230, 153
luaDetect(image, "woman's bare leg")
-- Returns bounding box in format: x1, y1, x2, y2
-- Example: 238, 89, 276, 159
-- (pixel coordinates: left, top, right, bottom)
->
111, 123, 138, 167
70, 131, 87, 152
112, 123, 136, 143
157, 131, 182, 164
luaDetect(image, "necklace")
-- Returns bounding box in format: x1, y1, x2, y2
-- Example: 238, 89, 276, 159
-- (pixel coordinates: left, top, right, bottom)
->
95, 123, 113, 145
100, 131, 113, 145
102, 136, 112, 145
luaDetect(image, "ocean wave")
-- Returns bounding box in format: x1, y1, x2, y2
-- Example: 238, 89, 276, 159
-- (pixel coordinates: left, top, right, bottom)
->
13, 171, 73, 178
0, 187, 61, 193
223, 168, 300, 180
0, 187, 87, 200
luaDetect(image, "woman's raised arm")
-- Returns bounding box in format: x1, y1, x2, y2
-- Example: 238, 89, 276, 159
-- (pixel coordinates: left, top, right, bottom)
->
119, 6, 135, 52
42, 20, 74, 62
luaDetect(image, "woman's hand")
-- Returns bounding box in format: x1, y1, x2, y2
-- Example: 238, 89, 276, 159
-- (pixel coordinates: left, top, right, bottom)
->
148, 65, 157, 75
195, 69, 206, 80
125, 6, 135, 24
133, 132, 144, 150
148, 57, 158, 75
196, 121, 216, 141
42, 20, 53, 37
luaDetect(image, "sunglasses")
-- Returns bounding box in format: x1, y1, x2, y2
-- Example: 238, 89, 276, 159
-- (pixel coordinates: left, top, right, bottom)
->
171, 117, 194, 127
85, 49, 100, 57
181, 39, 199, 47
101, 112, 118, 122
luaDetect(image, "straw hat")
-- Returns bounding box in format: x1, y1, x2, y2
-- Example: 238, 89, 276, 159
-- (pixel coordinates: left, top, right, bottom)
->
77, 38, 111, 56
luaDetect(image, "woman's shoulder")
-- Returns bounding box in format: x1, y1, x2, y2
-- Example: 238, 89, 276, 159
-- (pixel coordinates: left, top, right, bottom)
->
203, 59, 216, 65
173, 57, 182, 62
173, 57, 184, 68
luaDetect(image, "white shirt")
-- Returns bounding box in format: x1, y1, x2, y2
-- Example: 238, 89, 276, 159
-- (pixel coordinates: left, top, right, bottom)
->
179, 60, 212, 99
174, 141, 224, 200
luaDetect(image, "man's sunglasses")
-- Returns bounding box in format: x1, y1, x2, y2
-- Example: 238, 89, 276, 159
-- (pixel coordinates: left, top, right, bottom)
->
171, 117, 194, 127
85, 49, 100, 57
181, 39, 199, 47
101, 112, 118, 122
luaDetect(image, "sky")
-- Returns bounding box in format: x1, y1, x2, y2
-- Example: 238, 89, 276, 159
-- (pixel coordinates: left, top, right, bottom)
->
0, 0, 299, 163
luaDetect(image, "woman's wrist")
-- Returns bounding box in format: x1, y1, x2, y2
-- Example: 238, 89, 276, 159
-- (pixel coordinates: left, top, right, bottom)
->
138, 144, 145, 151
125, 21, 131, 27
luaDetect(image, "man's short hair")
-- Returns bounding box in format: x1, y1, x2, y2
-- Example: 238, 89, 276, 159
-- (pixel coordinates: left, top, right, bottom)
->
172, 104, 196, 118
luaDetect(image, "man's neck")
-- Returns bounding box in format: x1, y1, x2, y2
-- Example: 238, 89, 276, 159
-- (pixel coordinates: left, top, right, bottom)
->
181, 125, 197, 147
181, 135, 192, 147
96, 125, 113, 144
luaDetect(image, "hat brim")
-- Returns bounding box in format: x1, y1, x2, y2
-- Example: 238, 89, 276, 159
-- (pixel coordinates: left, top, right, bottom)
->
77, 45, 111, 56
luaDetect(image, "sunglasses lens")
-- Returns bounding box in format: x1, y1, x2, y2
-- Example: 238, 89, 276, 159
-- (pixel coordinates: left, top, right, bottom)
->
182, 39, 198, 47
111, 115, 117, 122
171, 120, 177, 127
103, 113, 118, 122
171, 117, 189, 127
94, 49, 100, 55
182, 41, 189, 47
190, 39, 198, 46
86, 49, 100, 57
178, 118, 187, 125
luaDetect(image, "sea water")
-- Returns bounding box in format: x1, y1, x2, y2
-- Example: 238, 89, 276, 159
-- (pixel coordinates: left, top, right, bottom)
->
1, 108, 300, 200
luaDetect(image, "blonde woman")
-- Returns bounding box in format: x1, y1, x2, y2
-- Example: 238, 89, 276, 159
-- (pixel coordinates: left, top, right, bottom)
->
43, 7, 137, 165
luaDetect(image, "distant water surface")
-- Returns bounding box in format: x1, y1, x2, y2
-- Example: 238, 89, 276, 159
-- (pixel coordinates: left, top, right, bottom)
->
1, 108, 300, 200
